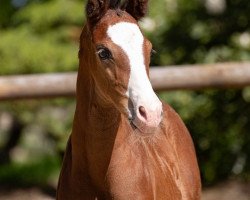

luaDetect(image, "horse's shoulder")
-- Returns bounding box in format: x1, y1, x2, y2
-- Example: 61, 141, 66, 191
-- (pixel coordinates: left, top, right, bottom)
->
161, 103, 201, 199
161, 102, 188, 132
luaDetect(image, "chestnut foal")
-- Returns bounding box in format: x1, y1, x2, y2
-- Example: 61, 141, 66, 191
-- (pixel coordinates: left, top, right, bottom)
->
57, 0, 201, 199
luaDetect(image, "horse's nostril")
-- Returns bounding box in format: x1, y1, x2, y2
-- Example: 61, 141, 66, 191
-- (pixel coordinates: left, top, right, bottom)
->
139, 106, 147, 120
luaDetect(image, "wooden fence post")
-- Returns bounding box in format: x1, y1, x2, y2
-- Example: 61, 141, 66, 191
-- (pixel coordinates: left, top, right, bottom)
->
0, 62, 250, 100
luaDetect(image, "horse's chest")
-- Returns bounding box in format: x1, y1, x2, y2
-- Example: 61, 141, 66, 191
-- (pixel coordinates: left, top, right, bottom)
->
105, 140, 183, 199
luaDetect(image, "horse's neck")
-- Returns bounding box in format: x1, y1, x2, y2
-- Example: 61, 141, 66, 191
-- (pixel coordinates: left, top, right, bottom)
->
76, 102, 121, 135
74, 72, 121, 134
65, 27, 125, 189
68, 78, 123, 190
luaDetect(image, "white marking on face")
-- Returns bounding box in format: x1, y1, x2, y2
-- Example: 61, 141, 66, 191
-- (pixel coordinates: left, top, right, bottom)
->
107, 22, 161, 119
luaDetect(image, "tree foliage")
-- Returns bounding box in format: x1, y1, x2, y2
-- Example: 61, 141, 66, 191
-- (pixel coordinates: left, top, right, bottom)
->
0, 0, 83, 75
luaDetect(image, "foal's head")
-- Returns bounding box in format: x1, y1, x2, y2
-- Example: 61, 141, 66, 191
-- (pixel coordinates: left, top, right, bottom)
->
80, 0, 162, 133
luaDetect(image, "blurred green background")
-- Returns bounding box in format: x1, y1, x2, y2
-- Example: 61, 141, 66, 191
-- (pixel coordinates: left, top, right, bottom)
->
0, 0, 250, 198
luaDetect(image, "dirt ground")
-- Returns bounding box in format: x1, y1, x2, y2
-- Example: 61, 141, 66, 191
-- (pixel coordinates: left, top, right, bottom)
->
202, 180, 250, 200
0, 180, 249, 200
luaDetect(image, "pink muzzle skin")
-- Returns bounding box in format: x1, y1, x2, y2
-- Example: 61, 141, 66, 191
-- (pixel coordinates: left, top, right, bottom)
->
132, 101, 163, 134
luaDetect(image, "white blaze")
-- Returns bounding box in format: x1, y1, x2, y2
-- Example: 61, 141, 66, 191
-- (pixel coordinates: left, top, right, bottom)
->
107, 22, 162, 126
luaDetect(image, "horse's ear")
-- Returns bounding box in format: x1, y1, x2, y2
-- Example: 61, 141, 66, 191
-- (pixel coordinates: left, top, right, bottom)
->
86, 0, 110, 24
122, 0, 149, 20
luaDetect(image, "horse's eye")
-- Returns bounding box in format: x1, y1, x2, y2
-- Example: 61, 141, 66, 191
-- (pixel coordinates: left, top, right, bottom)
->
151, 49, 157, 57
97, 48, 112, 60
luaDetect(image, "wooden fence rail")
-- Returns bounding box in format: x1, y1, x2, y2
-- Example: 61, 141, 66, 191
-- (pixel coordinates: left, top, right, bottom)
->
1, 62, 250, 101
